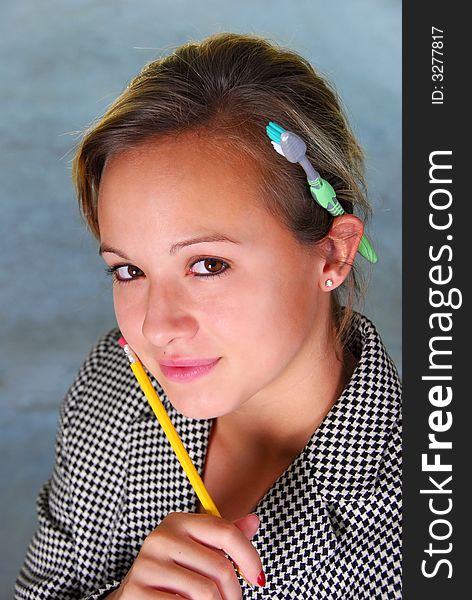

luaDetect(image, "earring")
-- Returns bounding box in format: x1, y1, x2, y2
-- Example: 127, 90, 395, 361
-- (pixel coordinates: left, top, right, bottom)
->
325, 279, 334, 288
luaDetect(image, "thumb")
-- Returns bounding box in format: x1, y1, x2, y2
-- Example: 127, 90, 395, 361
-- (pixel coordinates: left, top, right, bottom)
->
233, 513, 260, 540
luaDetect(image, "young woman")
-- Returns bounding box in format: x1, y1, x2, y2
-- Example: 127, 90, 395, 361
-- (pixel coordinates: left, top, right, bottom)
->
16, 33, 401, 599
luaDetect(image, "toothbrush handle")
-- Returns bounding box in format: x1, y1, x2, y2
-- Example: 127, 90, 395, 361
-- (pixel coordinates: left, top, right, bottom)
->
308, 178, 344, 215
309, 179, 378, 264
357, 233, 378, 263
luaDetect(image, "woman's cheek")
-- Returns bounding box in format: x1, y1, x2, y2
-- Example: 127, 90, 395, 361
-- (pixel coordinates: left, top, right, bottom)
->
113, 290, 144, 337
197, 281, 249, 328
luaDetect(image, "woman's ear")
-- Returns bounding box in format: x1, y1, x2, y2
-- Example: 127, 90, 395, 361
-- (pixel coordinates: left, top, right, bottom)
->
318, 214, 364, 291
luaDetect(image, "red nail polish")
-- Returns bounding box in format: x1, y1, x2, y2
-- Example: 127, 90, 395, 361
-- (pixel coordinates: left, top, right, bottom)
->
257, 570, 266, 587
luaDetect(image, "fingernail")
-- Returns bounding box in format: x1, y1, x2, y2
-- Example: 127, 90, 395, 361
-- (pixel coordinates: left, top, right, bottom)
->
257, 570, 266, 587
250, 514, 260, 528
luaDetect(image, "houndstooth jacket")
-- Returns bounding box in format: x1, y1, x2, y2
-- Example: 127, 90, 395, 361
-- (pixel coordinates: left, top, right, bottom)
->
15, 312, 402, 599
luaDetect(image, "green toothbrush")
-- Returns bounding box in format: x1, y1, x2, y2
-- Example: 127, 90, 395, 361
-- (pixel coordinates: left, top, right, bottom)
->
266, 121, 377, 264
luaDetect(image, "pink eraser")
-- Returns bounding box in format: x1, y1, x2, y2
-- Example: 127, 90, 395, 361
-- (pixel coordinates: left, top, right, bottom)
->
118, 337, 127, 348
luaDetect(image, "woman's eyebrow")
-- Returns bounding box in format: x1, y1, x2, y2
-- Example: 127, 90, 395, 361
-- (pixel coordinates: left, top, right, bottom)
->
168, 234, 240, 255
98, 244, 130, 259
98, 234, 240, 258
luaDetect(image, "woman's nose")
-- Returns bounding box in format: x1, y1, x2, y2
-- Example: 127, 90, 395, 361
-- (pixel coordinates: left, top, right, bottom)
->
141, 282, 199, 348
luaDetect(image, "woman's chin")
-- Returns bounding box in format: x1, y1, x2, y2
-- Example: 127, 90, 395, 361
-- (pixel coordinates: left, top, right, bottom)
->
167, 391, 229, 420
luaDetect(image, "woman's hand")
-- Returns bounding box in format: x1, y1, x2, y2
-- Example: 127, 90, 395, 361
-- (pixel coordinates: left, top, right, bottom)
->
105, 512, 264, 600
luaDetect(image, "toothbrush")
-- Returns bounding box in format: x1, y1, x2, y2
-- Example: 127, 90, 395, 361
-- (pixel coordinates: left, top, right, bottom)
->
266, 121, 378, 263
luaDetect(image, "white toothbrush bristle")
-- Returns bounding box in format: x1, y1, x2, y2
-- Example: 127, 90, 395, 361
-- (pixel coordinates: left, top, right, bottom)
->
271, 141, 285, 157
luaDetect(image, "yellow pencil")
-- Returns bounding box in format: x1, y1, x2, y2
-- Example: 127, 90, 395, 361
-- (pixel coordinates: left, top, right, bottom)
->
117, 337, 253, 587
118, 336, 221, 517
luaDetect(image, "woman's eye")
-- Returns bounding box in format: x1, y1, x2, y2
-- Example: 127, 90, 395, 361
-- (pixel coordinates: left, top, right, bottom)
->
106, 264, 144, 283
190, 258, 229, 277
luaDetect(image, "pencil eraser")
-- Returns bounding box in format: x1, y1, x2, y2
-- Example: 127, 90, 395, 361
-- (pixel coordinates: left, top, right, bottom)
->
118, 337, 127, 348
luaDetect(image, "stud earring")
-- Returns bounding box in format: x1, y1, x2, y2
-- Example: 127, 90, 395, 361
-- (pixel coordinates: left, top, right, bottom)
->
325, 279, 334, 287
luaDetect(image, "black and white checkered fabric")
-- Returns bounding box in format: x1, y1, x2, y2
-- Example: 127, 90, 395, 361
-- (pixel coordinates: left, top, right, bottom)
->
15, 312, 401, 599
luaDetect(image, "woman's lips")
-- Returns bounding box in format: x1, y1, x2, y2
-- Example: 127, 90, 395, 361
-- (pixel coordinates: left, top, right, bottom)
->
158, 358, 221, 382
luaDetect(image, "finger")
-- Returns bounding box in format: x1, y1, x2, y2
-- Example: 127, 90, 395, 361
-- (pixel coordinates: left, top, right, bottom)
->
143, 533, 242, 600
171, 538, 242, 600
113, 584, 190, 600
139, 557, 225, 600
232, 514, 260, 540
141, 592, 191, 600
181, 514, 264, 586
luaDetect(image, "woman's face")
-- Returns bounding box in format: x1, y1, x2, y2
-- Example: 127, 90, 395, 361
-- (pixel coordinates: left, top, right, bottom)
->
98, 135, 331, 419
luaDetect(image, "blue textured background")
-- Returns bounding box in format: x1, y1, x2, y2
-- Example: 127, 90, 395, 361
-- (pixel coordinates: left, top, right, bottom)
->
0, 0, 401, 594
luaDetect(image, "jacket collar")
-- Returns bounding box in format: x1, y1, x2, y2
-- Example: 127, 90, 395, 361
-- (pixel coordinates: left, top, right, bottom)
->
306, 312, 401, 501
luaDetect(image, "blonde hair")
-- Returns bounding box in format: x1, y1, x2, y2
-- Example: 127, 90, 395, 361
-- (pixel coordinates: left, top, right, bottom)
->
72, 32, 371, 348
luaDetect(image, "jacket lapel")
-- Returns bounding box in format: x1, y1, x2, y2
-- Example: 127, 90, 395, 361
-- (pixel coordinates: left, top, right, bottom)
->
306, 314, 401, 503
249, 449, 339, 595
